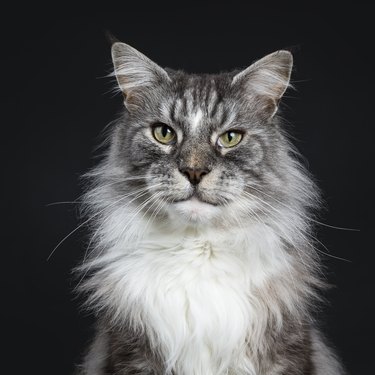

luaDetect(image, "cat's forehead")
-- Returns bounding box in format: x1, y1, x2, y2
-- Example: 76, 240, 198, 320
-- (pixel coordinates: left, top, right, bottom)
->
162, 74, 236, 133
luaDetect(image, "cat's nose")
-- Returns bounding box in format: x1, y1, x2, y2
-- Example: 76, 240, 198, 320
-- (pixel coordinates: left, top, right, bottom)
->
180, 167, 210, 185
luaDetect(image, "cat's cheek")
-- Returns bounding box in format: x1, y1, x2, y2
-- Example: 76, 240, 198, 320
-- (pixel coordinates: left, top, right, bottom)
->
167, 198, 222, 224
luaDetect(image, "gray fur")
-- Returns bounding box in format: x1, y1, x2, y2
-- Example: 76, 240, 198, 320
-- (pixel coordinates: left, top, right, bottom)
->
75, 42, 347, 374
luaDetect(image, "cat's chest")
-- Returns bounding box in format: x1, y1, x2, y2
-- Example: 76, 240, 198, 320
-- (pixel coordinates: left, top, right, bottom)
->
125, 228, 279, 295
125, 236, 255, 373
138, 238, 250, 320
131, 236, 251, 293
101, 227, 286, 374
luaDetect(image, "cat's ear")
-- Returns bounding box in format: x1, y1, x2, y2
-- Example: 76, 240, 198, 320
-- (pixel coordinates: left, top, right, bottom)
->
111, 42, 170, 109
232, 50, 293, 118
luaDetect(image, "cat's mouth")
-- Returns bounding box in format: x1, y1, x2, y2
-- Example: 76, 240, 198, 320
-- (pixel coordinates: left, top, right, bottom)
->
170, 196, 222, 223
172, 191, 219, 206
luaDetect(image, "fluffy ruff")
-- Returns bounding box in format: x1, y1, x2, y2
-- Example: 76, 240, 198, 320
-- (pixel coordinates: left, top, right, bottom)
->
76, 165, 343, 374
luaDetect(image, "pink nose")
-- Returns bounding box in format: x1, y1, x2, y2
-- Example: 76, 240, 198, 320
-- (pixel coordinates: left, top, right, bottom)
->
180, 167, 210, 185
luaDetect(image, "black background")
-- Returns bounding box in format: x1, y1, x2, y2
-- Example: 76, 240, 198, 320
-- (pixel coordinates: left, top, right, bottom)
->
3, 4, 369, 375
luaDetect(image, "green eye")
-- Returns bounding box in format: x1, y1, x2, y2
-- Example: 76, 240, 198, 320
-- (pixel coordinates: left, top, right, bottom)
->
152, 123, 176, 144
218, 130, 243, 148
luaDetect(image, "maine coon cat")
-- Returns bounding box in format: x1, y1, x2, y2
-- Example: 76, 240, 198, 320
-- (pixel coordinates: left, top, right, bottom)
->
75, 41, 346, 375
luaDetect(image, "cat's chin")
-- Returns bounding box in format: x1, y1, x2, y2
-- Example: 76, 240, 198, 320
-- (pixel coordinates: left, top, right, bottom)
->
168, 197, 222, 224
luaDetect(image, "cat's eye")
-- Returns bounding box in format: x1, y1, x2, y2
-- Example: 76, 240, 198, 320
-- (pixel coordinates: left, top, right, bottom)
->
152, 123, 176, 145
218, 130, 243, 148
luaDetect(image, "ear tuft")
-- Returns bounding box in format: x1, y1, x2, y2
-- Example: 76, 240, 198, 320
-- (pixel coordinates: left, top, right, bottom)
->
104, 30, 120, 46
111, 42, 170, 107
232, 50, 293, 117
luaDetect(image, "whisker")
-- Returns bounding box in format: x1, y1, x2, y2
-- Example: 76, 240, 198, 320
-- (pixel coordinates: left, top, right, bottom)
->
46, 201, 83, 206
143, 196, 168, 234
245, 183, 360, 232
76, 191, 164, 288
226, 194, 302, 299
240, 189, 351, 263
47, 183, 162, 261
108, 191, 164, 254
81, 188, 156, 263
239, 191, 308, 270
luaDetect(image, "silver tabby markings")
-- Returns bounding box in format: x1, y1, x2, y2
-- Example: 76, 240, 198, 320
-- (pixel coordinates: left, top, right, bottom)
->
75, 42, 347, 375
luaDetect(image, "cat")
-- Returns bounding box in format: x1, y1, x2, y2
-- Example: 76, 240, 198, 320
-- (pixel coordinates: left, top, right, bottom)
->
75, 41, 347, 375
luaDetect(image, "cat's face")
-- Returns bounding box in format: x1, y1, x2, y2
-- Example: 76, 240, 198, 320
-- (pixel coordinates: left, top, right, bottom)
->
110, 43, 293, 226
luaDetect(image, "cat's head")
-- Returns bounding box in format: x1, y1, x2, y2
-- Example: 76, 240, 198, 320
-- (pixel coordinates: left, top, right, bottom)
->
105, 42, 297, 228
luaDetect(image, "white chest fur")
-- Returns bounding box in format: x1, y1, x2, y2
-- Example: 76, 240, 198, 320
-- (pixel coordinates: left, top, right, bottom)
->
131, 237, 254, 374
93, 223, 294, 375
